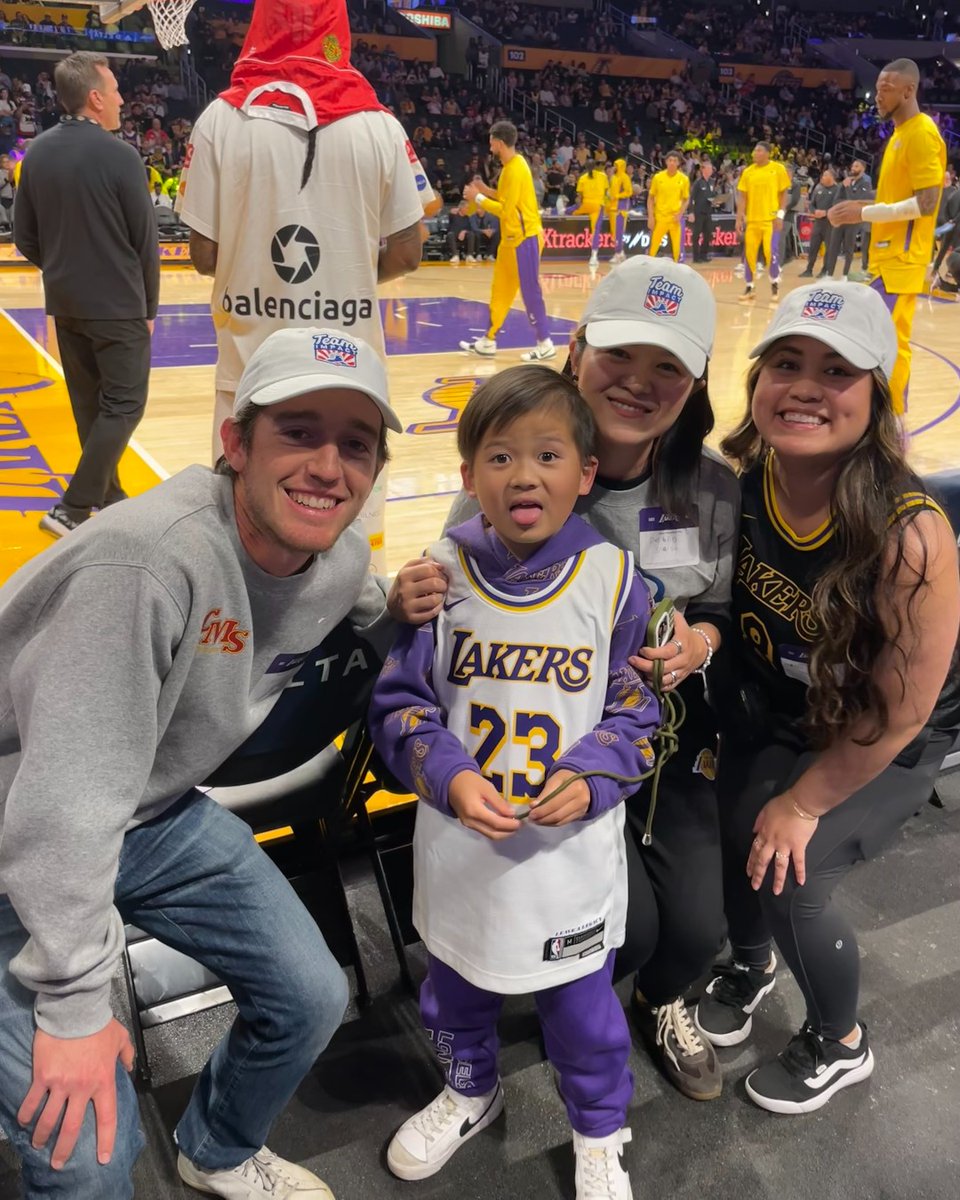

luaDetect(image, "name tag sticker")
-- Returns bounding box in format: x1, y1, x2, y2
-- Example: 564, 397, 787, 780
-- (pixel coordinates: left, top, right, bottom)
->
637, 507, 700, 568
779, 645, 811, 684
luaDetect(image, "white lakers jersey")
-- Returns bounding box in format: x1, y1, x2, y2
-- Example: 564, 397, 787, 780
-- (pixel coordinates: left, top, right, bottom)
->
413, 536, 635, 994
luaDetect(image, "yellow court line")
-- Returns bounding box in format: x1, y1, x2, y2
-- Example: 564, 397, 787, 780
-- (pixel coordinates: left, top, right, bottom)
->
0, 308, 168, 584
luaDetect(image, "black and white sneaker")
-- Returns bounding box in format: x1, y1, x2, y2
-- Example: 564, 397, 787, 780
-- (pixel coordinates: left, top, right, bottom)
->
39, 504, 85, 539
745, 1022, 875, 1114
694, 954, 777, 1046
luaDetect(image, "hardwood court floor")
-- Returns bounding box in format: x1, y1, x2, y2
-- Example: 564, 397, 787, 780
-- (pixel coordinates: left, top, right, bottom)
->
2, 258, 958, 579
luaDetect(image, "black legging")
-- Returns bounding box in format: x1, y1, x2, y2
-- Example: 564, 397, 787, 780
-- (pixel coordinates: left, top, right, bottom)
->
718, 732, 949, 1040
616, 679, 726, 1005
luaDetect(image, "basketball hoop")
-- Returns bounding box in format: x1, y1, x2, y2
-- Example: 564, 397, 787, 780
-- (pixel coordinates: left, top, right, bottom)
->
146, 0, 195, 48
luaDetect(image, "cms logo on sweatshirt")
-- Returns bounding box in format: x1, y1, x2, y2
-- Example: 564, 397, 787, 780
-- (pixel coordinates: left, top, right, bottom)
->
198, 608, 250, 655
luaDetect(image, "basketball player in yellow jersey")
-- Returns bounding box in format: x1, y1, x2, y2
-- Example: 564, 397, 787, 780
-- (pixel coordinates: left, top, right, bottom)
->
572, 159, 608, 268
828, 58, 945, 414
461, 120, 554, 362
647, 150, 690, 262
736, 141, 790, 304
606, 158, 633, 265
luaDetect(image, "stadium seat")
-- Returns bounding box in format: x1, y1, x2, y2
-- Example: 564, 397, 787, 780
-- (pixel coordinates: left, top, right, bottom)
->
122, 619, 382, 1089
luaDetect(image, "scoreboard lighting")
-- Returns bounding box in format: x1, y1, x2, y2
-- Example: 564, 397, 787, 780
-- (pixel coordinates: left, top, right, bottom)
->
397, 9, 452, 28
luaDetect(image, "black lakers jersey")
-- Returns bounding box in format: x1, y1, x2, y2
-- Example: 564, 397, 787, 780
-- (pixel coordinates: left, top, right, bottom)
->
733, 453, 959, 732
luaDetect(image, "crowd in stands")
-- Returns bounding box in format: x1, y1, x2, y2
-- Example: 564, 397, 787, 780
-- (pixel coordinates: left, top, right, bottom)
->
0, 58, 191, 230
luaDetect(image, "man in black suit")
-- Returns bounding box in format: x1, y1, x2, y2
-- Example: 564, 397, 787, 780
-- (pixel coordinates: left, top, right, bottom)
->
689, 159, 719, 263
800, 167, 841, 278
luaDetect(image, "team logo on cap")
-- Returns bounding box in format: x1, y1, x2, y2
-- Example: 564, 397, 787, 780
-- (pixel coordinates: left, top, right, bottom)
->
313, 334, 358, 368
801, 290, 843, 321
644, 275, 683, 317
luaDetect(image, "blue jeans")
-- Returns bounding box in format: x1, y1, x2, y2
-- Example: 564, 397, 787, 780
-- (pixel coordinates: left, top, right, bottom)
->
0, 790, 349, 1198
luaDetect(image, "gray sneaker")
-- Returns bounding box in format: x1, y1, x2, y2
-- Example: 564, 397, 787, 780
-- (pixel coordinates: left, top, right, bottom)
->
633, 993, 722, 1100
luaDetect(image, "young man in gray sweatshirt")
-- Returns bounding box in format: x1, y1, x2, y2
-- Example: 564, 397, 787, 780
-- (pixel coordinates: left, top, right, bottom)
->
0, 326, 400, 1199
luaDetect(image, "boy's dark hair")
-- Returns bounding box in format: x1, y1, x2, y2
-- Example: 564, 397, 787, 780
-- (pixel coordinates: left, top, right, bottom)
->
457, 366, 596, 464
490, 120, 518, 147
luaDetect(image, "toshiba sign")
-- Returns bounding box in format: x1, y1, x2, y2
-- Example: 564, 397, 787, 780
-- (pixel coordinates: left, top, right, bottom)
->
398, 9, 452, 28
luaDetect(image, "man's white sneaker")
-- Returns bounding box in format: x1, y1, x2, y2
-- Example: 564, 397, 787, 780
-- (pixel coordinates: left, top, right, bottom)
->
387, 1081, 505, 1181
449, 255, 460, 263
459, 336, 497, 356
465, 254, 476, 262
610, 251, 626, 265
588, 251, 599, 268
521, 338, 556, 361
177, 1147, 334, 1198
573, 1128, 633, 1199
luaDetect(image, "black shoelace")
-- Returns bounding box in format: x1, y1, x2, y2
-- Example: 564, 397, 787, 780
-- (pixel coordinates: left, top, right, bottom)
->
779, 1024, 826, 1078
708, 962, 767, 1009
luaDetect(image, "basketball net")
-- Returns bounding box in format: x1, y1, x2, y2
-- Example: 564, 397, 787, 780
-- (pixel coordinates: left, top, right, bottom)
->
147, 0, 195, 48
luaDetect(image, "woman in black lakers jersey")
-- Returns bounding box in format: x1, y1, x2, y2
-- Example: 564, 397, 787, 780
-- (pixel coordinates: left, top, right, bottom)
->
693, 281, 960, 1114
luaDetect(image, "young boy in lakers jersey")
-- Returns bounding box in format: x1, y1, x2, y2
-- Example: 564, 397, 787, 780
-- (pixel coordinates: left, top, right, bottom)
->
369, 366, 659, 1200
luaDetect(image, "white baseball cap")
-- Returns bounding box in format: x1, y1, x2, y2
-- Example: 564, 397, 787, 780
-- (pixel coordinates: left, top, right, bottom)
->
749, 282, 898, 380
233, 327, 402, 433
580, 257, 716, 377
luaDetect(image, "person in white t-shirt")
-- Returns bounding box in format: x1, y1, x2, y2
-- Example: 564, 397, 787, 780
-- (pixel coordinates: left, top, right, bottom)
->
177, 0, 427, 463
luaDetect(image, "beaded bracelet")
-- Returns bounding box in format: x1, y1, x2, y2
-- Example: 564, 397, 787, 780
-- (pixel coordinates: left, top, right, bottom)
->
690, 625, 715, 674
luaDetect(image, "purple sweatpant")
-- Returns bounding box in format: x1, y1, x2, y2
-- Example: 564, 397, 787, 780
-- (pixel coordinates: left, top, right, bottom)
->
515, 234, 551, 342
420, 951, 633, 1137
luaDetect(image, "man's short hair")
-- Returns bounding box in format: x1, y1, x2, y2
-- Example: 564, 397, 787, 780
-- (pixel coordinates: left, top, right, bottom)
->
490, 120, 518, 147
945, 251, 960, 283
457, 365, 595, 464
54, 51, 108, 116
883, 58, 920, 85
666, 149, 682, 162
215, 404, 390, 479
755, 141, 771, 153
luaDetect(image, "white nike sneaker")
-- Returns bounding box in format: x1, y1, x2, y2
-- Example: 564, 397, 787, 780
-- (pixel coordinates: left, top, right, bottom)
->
521, 338, 556, 361
459, 336, 497, 356
387, 1081, 505, 1181
177, 1147, 334, 1197
573, 1127, 633, 1199
588, 251, 599, 268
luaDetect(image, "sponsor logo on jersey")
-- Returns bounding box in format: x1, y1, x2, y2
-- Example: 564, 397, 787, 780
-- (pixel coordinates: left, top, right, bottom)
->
404, 139, 419, 164
644, 274, 683, 317
220, 287, 373, 325
270, 225, 321, 285
801, 289, 843, 320
446, 629, 594, 693
414, 172, 428, 192
198, 608, 250, 654
314, 333, 358, 368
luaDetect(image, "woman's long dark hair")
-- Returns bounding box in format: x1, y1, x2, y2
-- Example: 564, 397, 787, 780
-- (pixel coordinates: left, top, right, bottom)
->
722, 351, 933, 747
570, 329, 714, 519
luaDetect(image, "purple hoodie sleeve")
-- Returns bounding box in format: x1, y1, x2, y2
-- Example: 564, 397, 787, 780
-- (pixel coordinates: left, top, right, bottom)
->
551, 571, 660, 817
367, 622, 480, 816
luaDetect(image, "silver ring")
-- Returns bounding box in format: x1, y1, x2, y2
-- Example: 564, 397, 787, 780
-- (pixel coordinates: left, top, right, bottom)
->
672, 638, 683, 654
670, 670, 679, 684
753, 836, 764, 849
775, 851, 789, 862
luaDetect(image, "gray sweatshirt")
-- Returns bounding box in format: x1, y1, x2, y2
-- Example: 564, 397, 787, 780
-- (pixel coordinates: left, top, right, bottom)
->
446, 448, 740, 629
0, 466, 387, 1038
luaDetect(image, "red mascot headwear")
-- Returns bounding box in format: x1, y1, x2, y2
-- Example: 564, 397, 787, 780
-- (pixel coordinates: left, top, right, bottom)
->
220, 0, 385, 133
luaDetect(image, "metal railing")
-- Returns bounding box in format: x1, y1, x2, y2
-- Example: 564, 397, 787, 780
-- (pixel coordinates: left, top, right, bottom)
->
180, 53, 210, 111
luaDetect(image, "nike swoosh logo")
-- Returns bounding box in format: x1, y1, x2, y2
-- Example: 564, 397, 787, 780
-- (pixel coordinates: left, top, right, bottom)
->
458, 1084, 502, 1137
443, 597, 468, 611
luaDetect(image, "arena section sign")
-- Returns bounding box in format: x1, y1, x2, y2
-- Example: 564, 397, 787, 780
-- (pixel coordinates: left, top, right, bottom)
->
718, 64, 854, 89
501, 48, 684, 78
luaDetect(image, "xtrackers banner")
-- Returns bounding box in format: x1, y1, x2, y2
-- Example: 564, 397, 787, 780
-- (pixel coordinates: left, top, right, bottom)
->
541, 213, 743, 258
